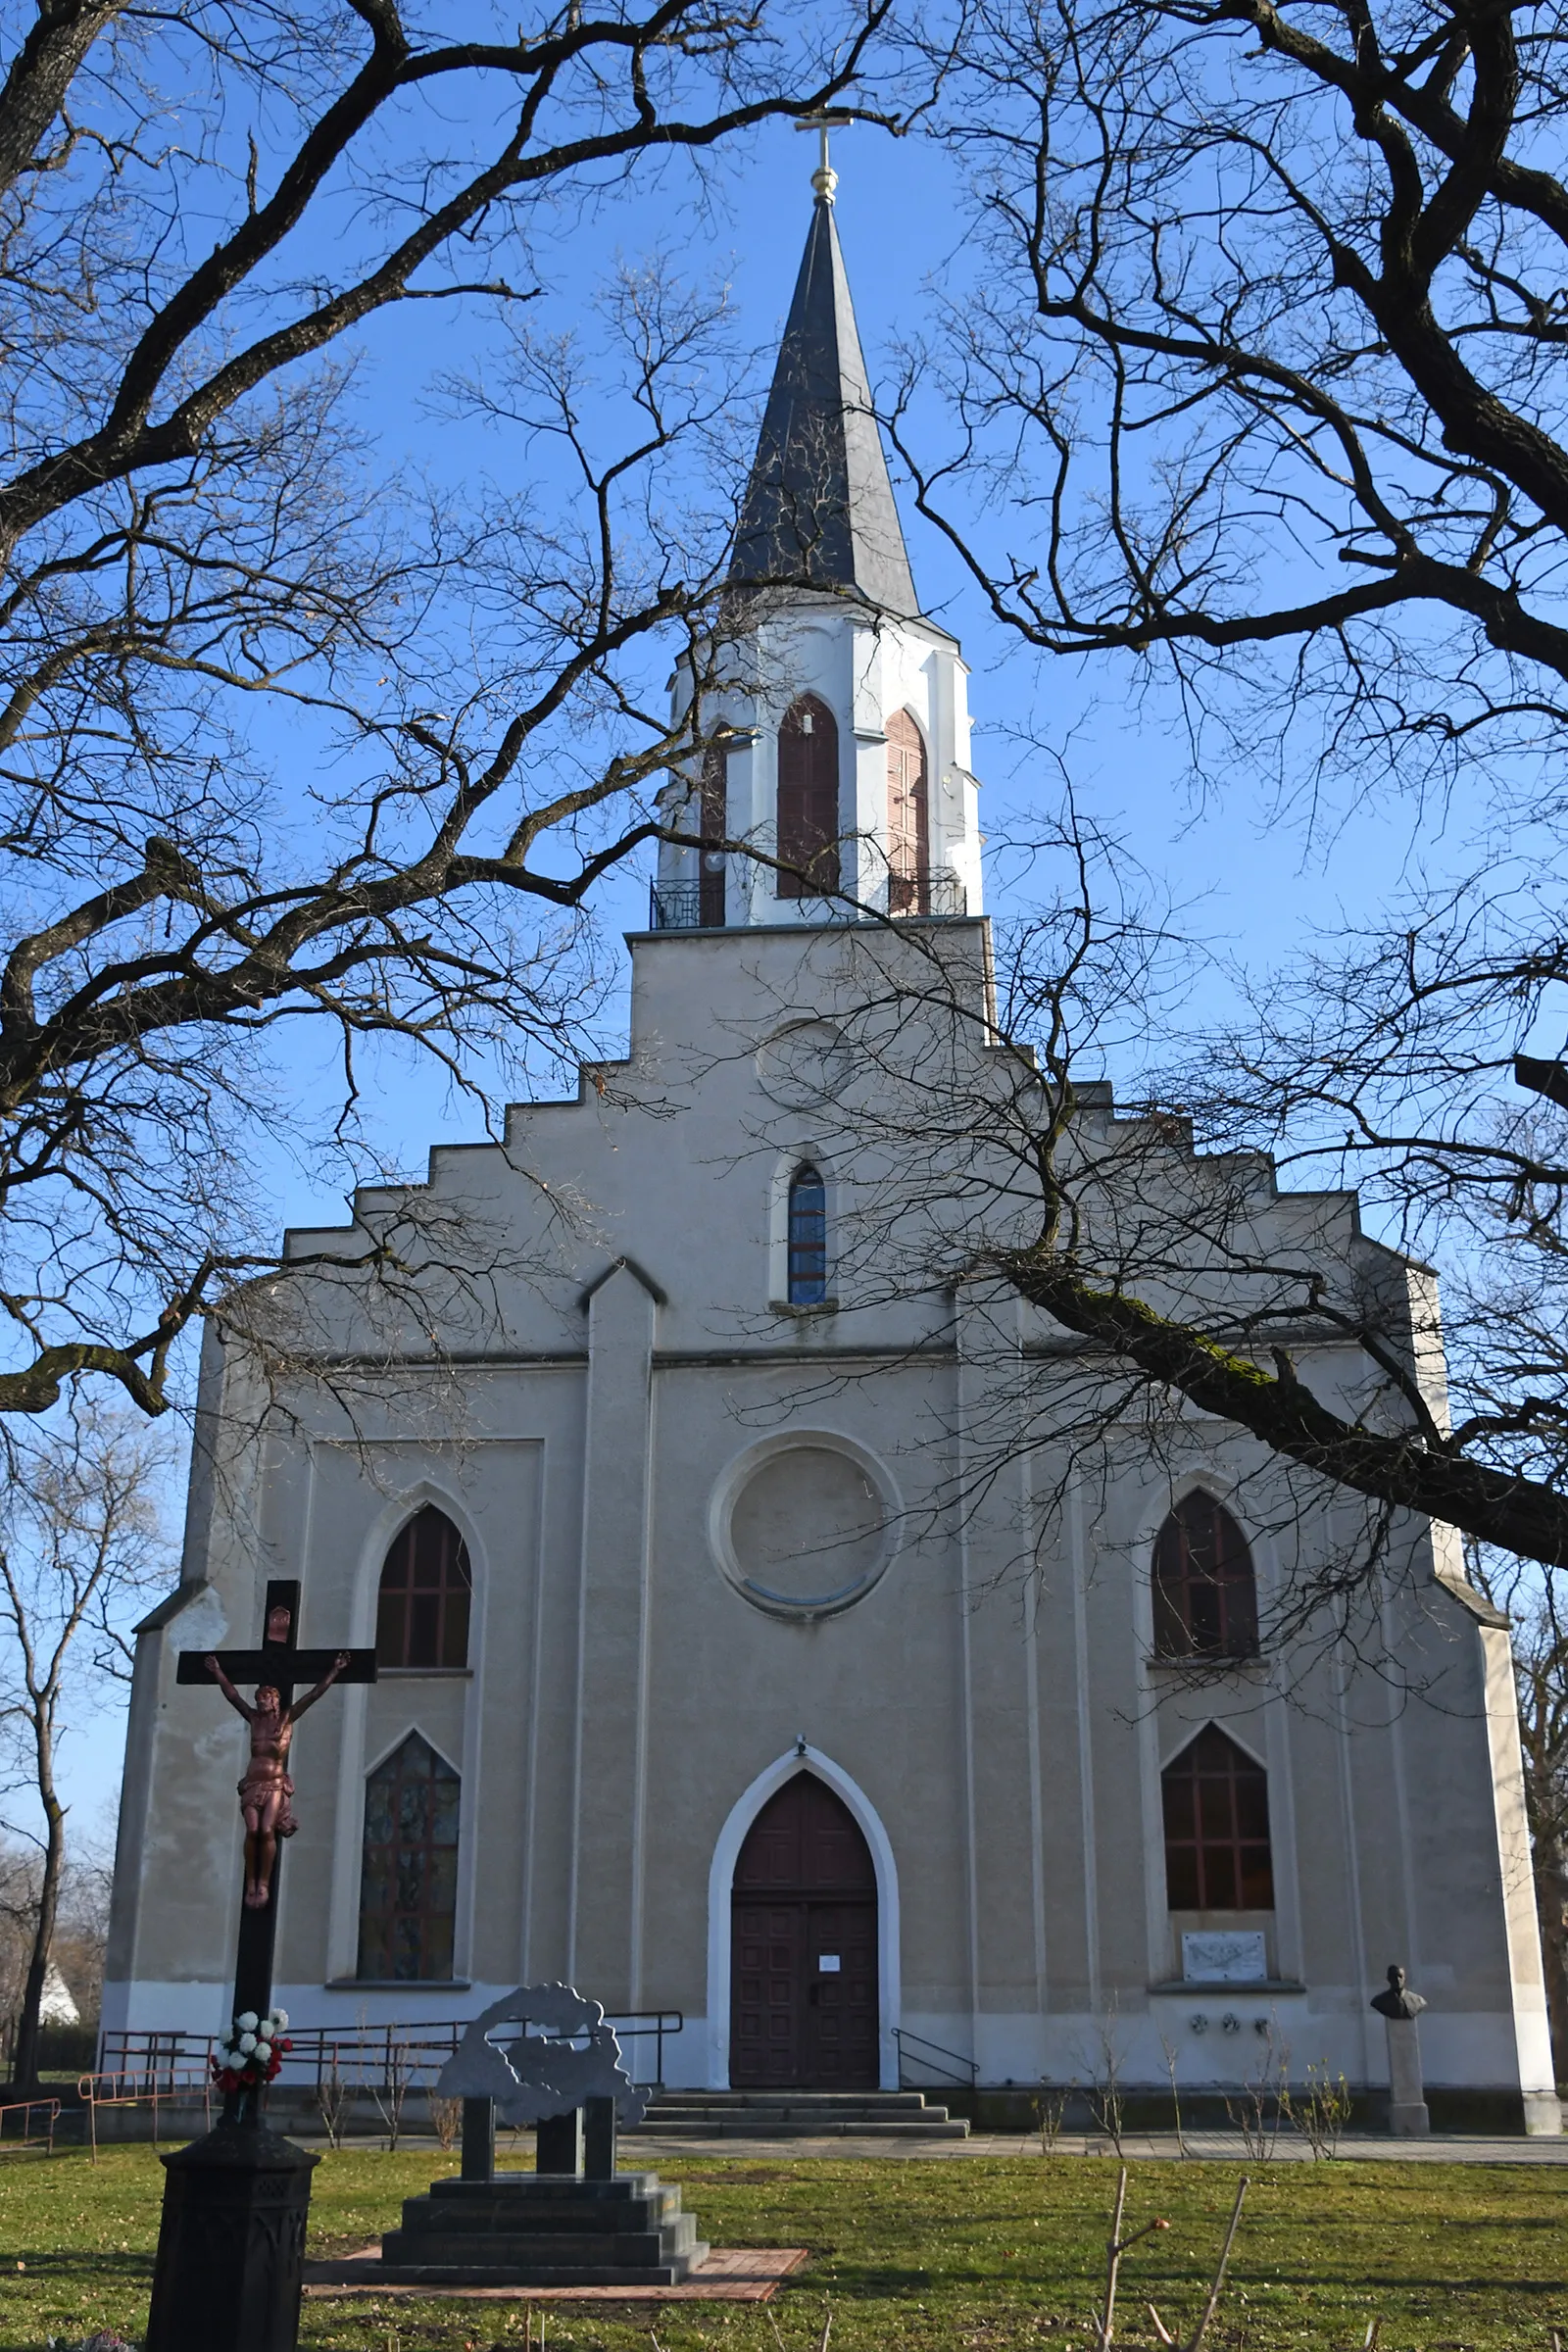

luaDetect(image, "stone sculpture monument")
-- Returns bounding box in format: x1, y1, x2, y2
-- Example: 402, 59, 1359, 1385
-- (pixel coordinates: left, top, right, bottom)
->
435, 1981, 648, 2181
354, 1985, 705, 2288
1370, 1962, 1430, 2135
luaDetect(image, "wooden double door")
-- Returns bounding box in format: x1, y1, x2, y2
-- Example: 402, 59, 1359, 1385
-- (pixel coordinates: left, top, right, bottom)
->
730, 1774, 879, 2088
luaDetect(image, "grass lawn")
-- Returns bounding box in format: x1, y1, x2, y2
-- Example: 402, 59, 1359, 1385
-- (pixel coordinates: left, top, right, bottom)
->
1, 2148, 1566, 2351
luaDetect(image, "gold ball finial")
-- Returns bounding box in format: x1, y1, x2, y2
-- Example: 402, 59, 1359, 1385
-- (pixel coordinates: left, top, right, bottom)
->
796, 112, 852, 204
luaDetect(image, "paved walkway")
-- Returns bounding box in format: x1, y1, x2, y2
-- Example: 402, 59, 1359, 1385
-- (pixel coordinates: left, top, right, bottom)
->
622, 2129, 1568, 2165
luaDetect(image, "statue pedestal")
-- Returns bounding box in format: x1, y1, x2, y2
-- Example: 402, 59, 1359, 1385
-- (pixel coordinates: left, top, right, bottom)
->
144, 2117, 319, 2352
1385, 2016, 1430, 2136
374, 2168, 708, 2286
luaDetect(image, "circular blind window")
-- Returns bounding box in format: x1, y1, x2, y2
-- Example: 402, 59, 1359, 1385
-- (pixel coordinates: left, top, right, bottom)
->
722, 1444, 892, 1617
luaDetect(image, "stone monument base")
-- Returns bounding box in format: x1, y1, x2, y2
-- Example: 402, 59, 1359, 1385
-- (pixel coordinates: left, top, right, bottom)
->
1385, 2014, 1431, 2136
373, 2170, 708, 2287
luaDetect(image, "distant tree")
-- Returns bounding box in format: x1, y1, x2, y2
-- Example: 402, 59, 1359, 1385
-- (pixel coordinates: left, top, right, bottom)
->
0, 1407, 172, 2088
0, 0, 901, 1428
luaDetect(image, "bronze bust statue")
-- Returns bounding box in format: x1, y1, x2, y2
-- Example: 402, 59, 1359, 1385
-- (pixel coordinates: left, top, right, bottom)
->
1370, 1962, 1427, 2021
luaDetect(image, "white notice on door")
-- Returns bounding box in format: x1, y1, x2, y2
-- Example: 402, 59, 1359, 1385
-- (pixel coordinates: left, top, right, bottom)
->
818, 1955, 841, 1972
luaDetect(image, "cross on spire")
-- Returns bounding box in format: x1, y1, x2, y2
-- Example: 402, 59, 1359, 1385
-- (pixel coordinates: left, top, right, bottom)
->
795, 110, 853, 206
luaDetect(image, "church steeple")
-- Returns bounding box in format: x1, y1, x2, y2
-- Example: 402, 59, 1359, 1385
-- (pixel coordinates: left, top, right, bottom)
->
727, 179, 920, 619
656, 159, 982, 936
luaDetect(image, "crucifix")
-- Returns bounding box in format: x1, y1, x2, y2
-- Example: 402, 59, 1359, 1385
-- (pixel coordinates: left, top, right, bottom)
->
147, 1581, 378, 2352
175, 1577, 376, 2039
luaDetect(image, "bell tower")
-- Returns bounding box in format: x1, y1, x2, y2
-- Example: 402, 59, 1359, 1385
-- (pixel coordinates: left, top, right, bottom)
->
655, 147, 982, 930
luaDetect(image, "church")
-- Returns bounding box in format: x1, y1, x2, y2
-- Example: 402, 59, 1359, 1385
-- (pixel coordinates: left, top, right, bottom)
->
106, 157, 1560, 2132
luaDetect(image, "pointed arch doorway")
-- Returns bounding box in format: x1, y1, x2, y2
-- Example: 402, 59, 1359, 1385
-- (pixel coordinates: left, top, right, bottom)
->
729, 1772, 879, 2087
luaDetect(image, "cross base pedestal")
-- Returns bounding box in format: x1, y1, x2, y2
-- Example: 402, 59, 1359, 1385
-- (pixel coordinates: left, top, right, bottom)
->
144, 2117, 319, 2352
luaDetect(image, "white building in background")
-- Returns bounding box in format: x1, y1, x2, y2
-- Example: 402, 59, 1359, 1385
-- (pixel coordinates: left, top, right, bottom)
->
106, 170, 1559, 2132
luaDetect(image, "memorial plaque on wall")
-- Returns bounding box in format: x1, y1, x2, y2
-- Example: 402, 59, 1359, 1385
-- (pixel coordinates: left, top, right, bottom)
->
1182, 1930, 1267, 1983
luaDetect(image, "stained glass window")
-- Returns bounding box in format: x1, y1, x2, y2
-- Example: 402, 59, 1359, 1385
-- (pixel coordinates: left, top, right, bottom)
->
788, 1164, 828, 1304
356, 1731, 461, 1981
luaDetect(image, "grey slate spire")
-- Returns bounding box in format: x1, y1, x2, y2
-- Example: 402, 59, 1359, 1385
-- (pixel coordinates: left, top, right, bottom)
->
728, 194, 920, 618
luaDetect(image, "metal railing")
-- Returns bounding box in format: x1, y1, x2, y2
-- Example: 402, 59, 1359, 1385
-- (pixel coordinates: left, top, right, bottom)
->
892, 2027, 978, 2089
94, 2024, 463, 2098
887, 870, 967, 918
649, 880, 710, 930
652, 871, 968, 929
77, 2065, 214, 2160
95, 2007, 685, 2103
0, 2096, 61, 2155
604, 2010, 683, 2087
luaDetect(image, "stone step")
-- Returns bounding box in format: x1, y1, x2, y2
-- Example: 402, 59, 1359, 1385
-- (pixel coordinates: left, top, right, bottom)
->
427, 2171, 669, 2201
398, 2197, 680, 2236
378, 2158, 710, 2288
646, 2103, 949, 2123
636, 2090, 968, 2137
639, 2115, 970, 2138
645, 2090, 933, 2111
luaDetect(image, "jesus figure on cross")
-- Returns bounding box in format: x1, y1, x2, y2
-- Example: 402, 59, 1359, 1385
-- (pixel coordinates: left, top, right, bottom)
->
205, 1644, 351, 1907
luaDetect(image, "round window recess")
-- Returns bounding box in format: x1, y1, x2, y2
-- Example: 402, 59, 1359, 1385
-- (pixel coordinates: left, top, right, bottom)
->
756, 1020, 854, 1110
715, 1439, 896, 1618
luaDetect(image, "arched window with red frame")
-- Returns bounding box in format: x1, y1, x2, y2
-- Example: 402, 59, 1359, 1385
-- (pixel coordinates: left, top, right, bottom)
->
787, 1163, 828, 1304
777, 695, 840, 899
376, 1505, 472, 1670
1152, 1490, 1259, 1659
886, 708, 929, 914
1161, 1725, 1274, 1910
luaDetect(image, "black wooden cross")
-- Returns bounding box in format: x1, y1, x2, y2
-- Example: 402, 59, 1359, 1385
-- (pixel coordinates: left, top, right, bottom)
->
176, 1578, 376, 2034
145, 1585, 378, 2348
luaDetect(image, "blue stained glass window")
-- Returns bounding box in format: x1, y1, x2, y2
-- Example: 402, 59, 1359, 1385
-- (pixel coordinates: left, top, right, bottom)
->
788, 1165, 828, 1304
357, 1732, 461, 1981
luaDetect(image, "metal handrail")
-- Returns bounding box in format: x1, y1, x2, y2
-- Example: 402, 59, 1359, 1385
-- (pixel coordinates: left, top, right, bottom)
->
892, 2027, 978, 2089
97, 2008, 684, 2095
602, 2010, 683, 2086
0, 2096, 60, 2154
78, 2066, 213, 2161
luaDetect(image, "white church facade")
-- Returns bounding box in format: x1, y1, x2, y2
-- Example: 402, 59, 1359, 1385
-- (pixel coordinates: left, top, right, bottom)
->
106, 174, 1560, 2132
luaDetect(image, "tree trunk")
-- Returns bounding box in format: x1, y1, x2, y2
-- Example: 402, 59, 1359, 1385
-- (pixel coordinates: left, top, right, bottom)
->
10, 1718, 64, 2092
1533, 1837, 1568, 2088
